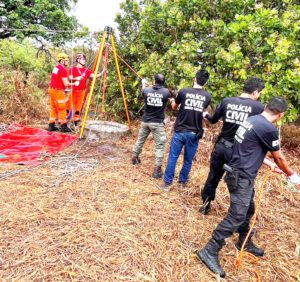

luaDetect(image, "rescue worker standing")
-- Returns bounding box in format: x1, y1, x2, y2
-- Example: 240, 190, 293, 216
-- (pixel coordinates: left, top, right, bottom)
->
196, 97, 300, 278
47, 53, 79, 132
68, 53, 102, 126
200, 77, 265, 214
132, 74, 171, 179
161, 70, 211, 191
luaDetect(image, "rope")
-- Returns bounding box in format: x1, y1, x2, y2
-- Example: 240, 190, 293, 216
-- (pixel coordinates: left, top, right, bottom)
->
68, 29, 75, 128
116, 53, 143, 80
234, 169, 273, 282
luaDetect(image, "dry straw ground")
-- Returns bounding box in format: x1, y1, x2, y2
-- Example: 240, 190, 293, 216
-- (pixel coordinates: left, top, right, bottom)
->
0, 121, 299, 281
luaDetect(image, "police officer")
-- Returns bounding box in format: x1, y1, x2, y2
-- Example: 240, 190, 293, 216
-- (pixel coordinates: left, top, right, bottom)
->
200, 77, 265, 214
161, 70, 211, 191
132, 74, 171, 179
196, 97, 300, 278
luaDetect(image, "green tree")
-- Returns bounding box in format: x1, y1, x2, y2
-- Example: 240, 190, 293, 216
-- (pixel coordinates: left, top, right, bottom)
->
0, 0, 78, 44
112, 0, 299, 122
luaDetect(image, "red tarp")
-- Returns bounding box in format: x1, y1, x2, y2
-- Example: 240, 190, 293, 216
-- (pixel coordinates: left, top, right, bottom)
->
0, 124, 77, 166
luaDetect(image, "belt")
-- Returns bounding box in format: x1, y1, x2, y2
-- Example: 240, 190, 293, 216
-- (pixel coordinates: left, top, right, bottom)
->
219, 138, 234, 148
48, 87, 64, 91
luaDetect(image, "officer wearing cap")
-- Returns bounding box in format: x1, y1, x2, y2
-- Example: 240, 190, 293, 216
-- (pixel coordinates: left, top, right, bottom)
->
132, 74, 171, 179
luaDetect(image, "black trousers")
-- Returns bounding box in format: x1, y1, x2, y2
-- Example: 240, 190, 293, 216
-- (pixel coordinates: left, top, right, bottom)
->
212, 172, 255, 242
201, 141, 233, 202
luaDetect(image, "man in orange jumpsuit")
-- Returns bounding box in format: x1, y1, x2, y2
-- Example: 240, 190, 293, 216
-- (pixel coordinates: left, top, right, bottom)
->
68, 53, 102, 126
47, 53, 79, 132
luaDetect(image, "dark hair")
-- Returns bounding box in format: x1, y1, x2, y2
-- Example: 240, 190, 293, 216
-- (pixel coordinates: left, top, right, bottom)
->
243, 77, 265, 94
195, 70, 209, 86
266, 97, 288, 114
154, 74, 165, 85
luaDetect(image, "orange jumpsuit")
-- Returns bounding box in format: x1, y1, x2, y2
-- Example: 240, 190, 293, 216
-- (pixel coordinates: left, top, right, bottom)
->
48, 64, 68, 124
68, 66, 92, 122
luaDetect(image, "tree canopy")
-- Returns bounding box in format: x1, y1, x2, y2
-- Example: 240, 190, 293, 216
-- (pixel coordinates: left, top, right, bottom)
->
113, 0, 300, 121
0, 0, 78, 44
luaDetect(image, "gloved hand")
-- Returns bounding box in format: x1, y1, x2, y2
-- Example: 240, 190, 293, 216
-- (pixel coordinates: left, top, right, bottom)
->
169, 98, 175, 103
203, 111, 209, 118
74, 81, 80, 86
76, 76, 83, 81
287, 172, 300, 185
142, 78, 148, 85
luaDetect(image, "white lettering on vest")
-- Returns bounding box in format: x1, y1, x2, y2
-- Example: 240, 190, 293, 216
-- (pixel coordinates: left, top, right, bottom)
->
225, 103, 252, 124
235, 121, 253, 143
184, 93, 206, 112
146, 92, 163, 107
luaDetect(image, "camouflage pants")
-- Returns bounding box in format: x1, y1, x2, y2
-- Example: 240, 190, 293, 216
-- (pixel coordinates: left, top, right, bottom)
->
133, 122, 167, 167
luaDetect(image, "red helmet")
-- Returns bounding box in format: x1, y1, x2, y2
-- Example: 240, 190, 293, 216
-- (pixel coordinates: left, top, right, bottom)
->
76, 53, 86, 62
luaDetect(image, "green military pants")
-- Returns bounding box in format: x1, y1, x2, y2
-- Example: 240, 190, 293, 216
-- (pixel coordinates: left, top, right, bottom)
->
133, 122, 167, 167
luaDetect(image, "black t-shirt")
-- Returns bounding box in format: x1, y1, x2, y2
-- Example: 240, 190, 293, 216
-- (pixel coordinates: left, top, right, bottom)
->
207, 97, 264, 142
229, 114, 280, 179
142, 85, 171, 123
174, 87, 211, 133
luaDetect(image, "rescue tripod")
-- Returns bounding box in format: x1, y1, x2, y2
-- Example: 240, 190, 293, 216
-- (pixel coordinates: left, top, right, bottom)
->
79, 26, 132, 139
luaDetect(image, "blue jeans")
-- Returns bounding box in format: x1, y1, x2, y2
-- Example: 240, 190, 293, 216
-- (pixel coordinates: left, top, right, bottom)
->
164, 131, 199, 185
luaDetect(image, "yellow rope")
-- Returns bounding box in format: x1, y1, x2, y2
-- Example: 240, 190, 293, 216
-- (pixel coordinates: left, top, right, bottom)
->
234, 170, 273, 282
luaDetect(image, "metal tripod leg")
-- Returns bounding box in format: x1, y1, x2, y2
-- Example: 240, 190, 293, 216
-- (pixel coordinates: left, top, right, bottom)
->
110, 34, 131, 130
79, 31, 106, 138
100, 44, 110, 120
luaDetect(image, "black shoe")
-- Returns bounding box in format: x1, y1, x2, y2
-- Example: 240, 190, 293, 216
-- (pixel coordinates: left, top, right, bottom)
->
196, 238, 225, 278
132, 155, 141, 165
235, 234, 264, 257
152, 166, 163, 179
60, 123, 72, 133
48, 123, 59, 132
199, 199, 211, 215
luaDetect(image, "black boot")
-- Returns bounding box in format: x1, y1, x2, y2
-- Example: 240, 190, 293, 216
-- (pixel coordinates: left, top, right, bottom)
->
60, 123, 72, 133
132, 154, 141, 165
196, 238, 225, 278
235, 233, 264, 257
74, 120, 79, 126
199, 198, 211, 215
152, 166, 163, 179
48, 123, 59, 132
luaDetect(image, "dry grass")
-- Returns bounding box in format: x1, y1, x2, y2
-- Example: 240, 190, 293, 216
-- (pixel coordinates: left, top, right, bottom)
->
281, 124, 300, 150
0, 69, 48, 124
0, 121, 299, 281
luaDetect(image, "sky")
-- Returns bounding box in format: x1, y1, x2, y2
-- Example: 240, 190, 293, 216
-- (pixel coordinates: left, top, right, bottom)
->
70, 0, 124, 32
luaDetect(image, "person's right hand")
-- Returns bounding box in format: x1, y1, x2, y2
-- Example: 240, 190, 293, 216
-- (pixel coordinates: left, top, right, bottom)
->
142, 79, 147, 85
